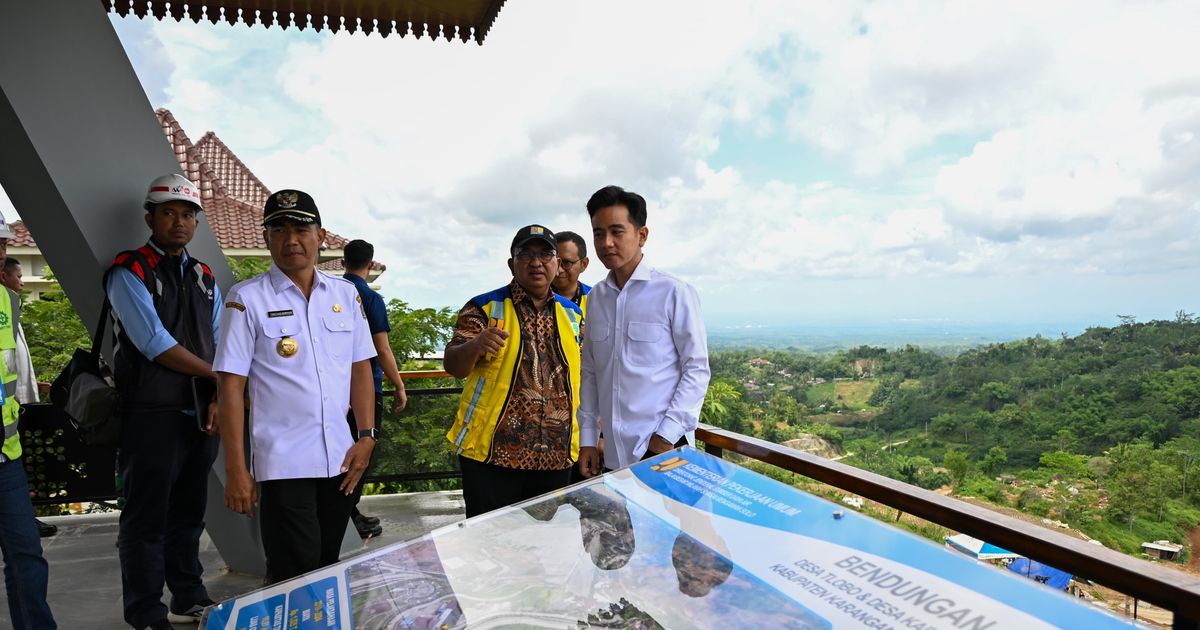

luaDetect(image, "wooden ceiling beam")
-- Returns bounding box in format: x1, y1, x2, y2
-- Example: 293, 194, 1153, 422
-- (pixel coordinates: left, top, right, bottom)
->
104, 0, 506, 45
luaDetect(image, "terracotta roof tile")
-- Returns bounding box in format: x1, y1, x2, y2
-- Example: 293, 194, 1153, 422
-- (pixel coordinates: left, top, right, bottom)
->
13, 109, 373, 272
317, 259, 387, 273
157, 108, 226, 203
8, 219, 36, 247
194, 132, 270, 208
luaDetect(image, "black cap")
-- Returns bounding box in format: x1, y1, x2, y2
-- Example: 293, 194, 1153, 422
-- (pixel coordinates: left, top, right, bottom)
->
263, 189, 321, 226
510, 224, 557, 254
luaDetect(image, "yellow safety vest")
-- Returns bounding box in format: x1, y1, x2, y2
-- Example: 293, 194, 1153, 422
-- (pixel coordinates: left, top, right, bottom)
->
448, 286, 582, 464
1, 290, 22, 460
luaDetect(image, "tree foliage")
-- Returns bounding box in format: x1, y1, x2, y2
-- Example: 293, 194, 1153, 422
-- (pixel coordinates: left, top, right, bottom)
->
227, 256, 270, 282
386, 299, 455, 367
980, 446, 1007, 476
943, 451, 970, 489
22, 288, 91, 383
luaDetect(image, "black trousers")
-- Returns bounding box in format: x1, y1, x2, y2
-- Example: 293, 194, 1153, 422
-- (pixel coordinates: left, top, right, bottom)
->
458, 456, 572, 519
117, 410, 218, 628
344, 391, 384, 510
258, 475, 353, 583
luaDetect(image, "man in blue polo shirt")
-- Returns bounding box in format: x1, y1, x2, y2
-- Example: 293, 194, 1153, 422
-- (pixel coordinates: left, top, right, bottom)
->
341, 240, 407, 537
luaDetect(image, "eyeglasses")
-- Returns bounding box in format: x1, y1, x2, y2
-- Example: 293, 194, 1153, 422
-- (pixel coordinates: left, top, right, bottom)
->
514, 249, 557, 263
559, 258, 581, 270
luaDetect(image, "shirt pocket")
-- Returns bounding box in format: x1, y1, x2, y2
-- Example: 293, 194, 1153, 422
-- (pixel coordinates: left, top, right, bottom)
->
625, 321, 673, 368
259, 317, 300, 340
587, 322, 612, 345
321, 314, 355, 359
258, 316, 303, 358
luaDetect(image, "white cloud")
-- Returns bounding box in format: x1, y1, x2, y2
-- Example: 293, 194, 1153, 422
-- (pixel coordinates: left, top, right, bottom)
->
98, 0, 1200, 323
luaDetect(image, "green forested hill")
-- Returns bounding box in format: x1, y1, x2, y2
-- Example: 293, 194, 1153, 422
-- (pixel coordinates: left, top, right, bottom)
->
702, 315, 1200, 556
876, 317, 1200, 465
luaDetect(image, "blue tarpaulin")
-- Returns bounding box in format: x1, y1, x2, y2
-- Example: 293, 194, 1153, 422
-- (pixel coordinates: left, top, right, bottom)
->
944, 533, 1023, 560
1008, 557, 1073, 591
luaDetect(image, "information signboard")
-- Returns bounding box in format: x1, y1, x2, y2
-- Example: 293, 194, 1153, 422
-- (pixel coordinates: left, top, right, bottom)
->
203, 447, 1132, 629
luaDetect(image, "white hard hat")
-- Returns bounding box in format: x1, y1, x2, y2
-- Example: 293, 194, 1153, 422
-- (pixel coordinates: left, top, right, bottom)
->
0, 212, 14, 240
144, 174, 203, 212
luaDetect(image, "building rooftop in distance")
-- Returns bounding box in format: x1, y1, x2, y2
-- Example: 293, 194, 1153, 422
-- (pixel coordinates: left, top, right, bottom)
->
11, 108, 384, 275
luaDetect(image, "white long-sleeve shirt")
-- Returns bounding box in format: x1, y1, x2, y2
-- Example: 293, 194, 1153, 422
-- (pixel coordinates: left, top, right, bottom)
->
578, 258, 710, 470
14, 323, 38, 403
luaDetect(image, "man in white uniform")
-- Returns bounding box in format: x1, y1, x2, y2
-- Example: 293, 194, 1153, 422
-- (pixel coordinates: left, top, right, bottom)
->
577, 185, 710, 476
214, 189, 377, 583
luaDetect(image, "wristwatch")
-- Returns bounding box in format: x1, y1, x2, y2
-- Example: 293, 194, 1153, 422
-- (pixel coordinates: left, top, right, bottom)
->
356, 428, 380, 442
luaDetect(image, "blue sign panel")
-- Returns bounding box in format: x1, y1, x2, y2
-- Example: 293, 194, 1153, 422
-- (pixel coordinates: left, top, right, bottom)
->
607, 448, 1132, 629
203, 447, 1133, 629
227, 593, 284, 630
287, 577, 340, 629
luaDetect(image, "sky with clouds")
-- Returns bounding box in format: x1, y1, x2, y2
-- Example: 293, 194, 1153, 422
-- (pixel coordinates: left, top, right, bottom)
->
5, 0, 1200, 330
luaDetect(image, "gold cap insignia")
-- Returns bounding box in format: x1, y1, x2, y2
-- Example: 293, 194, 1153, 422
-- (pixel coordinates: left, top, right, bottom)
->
274, 191, 299, 209
277, 337, 299, 358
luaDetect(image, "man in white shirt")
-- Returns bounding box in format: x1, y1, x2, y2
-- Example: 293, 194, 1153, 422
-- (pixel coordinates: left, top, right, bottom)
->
214, 189, 377, 583
577, 185, 710, 475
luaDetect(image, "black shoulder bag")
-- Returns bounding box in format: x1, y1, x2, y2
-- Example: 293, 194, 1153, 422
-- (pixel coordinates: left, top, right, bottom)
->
49, 301, 121, 448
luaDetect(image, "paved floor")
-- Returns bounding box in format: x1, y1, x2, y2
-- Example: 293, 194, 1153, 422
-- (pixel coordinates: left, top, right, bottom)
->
0, 491, 465, 630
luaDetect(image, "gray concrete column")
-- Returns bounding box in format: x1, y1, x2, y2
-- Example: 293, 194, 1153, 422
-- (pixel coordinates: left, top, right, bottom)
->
0, 0, 362, 577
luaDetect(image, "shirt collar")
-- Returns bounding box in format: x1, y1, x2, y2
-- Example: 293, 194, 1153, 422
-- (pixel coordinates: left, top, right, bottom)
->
342, 272, 369, 289
510, 280, 555, 311
603, 255, 651, 288
269, 264, 325, 295
145, 239, 189, 265
510, 279, 530, 304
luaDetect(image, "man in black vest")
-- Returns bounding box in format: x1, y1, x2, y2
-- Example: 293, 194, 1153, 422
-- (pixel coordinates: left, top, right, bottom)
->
105, 174, 222, 630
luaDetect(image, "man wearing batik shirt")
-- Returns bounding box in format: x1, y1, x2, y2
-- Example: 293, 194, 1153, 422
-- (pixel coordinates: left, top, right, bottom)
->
443, 225, 583, 518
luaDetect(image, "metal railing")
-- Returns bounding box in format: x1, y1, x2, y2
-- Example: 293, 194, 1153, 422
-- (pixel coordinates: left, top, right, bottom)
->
697, 423, 1200, 628
22, 374, 1200, 625
360, 370, 462, 486
19, 370, 467, 505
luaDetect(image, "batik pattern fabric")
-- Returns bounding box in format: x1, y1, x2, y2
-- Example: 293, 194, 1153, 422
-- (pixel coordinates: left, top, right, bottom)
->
450, 281, 573, 470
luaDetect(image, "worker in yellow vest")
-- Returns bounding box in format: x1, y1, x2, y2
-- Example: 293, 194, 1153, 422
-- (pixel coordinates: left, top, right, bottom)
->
0, 211, 57, 629
444, 225, 583, 518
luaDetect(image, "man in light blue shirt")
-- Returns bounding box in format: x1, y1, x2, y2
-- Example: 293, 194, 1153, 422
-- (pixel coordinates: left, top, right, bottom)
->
105, 174, 222, 630
107, 258, 221, 364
